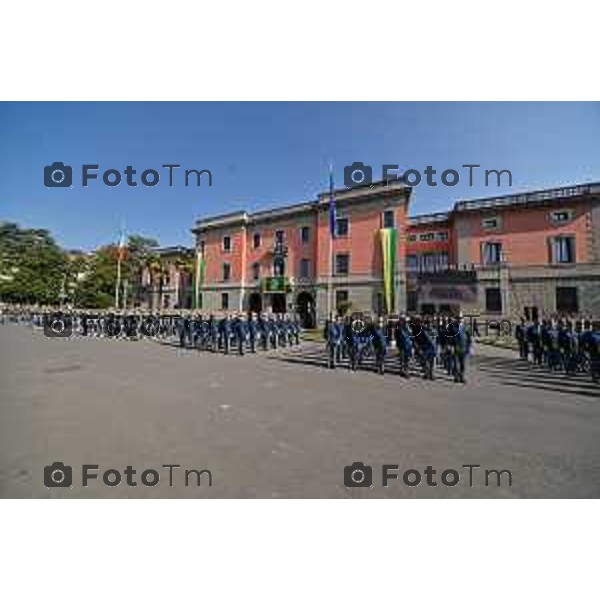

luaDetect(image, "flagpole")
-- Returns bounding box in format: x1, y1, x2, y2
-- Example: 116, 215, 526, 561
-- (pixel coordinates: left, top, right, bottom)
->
115, 256, 121, 309
327, 164, 335, 320
115, 222, 125, 309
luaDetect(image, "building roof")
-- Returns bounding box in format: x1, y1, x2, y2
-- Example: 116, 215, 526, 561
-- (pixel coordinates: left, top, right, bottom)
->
406, 181, 600, 227
453, 181, 600, 213
192, 179, 410, 233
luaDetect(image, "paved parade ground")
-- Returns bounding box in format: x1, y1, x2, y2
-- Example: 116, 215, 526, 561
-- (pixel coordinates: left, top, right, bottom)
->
0, 324, 599, 498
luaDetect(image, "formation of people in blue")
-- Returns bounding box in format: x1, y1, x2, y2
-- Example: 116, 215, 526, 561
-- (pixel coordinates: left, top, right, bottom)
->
324, 314, 473, 383
515, 317, 600, 382
2, 305, 599, 385
5, 309, 302, 356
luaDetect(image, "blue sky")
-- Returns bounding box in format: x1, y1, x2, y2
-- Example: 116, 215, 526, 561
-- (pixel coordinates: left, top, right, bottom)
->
1, 102, 598, 250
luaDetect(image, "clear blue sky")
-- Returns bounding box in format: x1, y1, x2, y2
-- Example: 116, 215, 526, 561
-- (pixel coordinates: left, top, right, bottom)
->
1, 102, 598, 250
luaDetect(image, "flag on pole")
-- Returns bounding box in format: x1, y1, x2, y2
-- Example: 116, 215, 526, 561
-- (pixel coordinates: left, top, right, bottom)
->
117, 227, 127, 261
380, 228, 397, 314
328, 165, 336, 238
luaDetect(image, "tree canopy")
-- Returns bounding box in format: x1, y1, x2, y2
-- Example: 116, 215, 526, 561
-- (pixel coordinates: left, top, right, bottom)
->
0, 222, 161, 308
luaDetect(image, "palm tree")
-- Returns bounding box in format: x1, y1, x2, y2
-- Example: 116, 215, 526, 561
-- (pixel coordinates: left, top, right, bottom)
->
148, 258, 165, 310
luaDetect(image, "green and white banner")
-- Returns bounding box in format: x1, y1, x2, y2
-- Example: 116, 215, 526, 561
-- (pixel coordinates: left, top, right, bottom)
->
380, 228, 397, 313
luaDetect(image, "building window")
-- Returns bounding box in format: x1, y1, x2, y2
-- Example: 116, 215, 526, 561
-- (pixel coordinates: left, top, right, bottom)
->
253, 232, 261, 249
418, 252, 448, 272
407, 254, 418, 272
335, 290, 349, 313
482, 216, 501, 231
550, 210, 574, 224
199, 240, 205, 255
486, 288, 502, 313
197, 293, 203, 309
335, 253, 350, 275
481, 242, 503, 265
382, 210, 395, 229
299, 258, 311, 278
300, 226, 310, 244
438, 252, 449, 270
223, 236, 231, 252
336, 217, 349, 237
437, 231, 449, 241
419, 232, 435, 242
252, 262, 260, 280
221, 292, 229, 310
421, 253, 436, 272
549, 236, 576, 264
222, 263, 231, 281
556, 287, 578, 313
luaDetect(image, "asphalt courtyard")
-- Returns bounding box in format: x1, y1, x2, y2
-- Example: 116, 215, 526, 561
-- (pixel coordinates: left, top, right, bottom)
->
1, 324, 599, 498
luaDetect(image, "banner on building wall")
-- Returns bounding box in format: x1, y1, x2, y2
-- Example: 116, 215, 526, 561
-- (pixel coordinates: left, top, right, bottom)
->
194, 252, 206, 309
380, 228, 397, 313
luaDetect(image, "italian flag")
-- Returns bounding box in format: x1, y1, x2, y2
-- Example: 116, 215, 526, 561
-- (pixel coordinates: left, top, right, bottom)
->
380, 228, 397, 314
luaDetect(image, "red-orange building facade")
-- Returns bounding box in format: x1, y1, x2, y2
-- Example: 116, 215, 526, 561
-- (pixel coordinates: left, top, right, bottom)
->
191, 180, 410, 325
147, 180, 600, 321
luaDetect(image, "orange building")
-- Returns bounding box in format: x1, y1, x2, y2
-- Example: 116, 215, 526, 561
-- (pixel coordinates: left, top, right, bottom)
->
191, 180, 411, 325
408, 182, 600, 318
145, 180, 600, 322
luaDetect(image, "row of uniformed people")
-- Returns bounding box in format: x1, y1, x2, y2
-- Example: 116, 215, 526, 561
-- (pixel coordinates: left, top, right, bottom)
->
176, 313, 301, 354
515, 317, 600, 383
324, 314, 472, 383
11, 309, 302, 355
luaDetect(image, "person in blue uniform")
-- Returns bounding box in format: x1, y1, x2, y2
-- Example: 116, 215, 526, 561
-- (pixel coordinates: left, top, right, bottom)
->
395, 316, 413, 378
544, 319, 561, 371
291, 315, 301, 345
580, 320, 600, 383
257, 314, 269, 351
515, 317, 528, 360
371, 317, 388, 375
247, 312, 259, 353
448, 315, 471, 384
233, 314, 248, 355
559, 319, 578, 375
219, 315, 233, 354
526, 318, 543, 365
324, 315, 343, 369
414, 318, 436, 380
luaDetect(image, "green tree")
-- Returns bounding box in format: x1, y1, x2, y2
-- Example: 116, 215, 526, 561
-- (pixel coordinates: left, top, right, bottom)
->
0, 222, 67, 304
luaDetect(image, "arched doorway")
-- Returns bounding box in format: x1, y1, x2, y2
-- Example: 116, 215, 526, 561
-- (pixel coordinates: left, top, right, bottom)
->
248, 292, 263, 314
296, 291, 315, 328
270, 294, 286, 314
